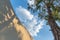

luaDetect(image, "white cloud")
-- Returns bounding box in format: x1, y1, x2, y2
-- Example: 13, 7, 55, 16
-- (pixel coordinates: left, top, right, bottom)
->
15, 6, 45, 36
29, 20, 44, 36
27, 0, 35, 6
16, 6, 33, 21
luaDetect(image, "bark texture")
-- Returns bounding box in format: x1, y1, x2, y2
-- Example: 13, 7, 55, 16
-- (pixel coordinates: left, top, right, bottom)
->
46, 3, 60, 40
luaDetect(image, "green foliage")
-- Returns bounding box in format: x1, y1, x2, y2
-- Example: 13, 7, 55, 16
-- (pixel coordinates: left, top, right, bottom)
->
52, 10, 60, 20
36, 0, 42, 6
28, 0, 60, 21
36, 5, 41, 10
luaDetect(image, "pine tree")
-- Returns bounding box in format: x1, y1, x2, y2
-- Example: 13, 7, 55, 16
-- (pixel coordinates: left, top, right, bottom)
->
28, 0, 60, 40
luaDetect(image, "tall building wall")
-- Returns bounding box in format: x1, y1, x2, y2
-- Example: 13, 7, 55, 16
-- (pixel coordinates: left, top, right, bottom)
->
0, 0, 33, 40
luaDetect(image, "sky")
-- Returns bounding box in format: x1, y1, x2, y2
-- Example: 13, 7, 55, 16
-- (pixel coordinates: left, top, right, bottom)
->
10, 0, 54, 40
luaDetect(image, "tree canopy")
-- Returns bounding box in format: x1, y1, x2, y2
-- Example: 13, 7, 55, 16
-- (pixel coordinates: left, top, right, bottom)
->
28, 0, 60, 22
27, 0, 60, 40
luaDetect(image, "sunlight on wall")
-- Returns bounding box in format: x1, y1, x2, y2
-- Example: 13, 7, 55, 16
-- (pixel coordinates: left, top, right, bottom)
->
0, 0, 33, 40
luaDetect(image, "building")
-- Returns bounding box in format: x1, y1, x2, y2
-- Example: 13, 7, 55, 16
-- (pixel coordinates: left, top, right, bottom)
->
0, 0, 33, 40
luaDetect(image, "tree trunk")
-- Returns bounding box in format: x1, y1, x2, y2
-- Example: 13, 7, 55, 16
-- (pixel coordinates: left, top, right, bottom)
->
46, 3, 60, 40
0, 0, 33, 40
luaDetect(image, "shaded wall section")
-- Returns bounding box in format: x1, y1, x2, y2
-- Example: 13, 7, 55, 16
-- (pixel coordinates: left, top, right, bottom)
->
0, 0, 33, 40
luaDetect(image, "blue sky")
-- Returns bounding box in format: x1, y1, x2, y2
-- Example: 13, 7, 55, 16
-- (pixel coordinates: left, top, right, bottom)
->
10, 0, 54, 40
